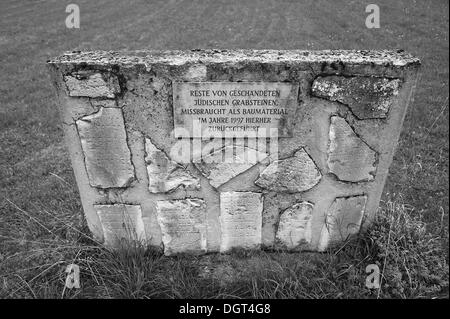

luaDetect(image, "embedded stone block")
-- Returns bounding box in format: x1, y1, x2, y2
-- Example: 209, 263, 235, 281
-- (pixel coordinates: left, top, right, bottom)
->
318, 195, 367, 250
76, 107, 135, 188
195, 145, 267, 188
95, 204, 146, 247
156, 199, 207, 255
312, 76, 401, 119
328, 116, 377, 182
255, 148, 321, 193
219, 192, 263, 252
145, 138, 200, 193
276, 202, 314, 249
64, 71, 120, 98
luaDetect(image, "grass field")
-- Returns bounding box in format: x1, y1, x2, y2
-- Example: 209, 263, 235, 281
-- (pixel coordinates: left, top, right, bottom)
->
0, 0, 448, 298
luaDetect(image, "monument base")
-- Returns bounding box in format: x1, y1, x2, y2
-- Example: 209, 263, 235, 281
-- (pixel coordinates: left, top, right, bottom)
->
47, 50, 420, 255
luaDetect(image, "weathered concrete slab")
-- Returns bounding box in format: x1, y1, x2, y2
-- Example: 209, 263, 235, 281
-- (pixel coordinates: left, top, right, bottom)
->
145, 138, 200, 193
156, 199, 207, 255
312, 76, 401, 119
328, 116, 377, 182
256, 148, 321, 193
95, 204, 146, 247
76, 107, 135, 188
64, 71, 120, 98
318, 195, 367, 250
276, 202, 314, 249
219, 192, 263, 252
48, 50, 420, 253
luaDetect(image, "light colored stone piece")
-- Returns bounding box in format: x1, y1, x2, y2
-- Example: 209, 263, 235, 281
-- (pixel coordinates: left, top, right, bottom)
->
328, 116, 377, 182
312, 76, 401, 119
64, 72, 120, 98
76, 107, 135, 188
276, 202, 314, 249
95, 204, 146, 247
195, 145, 267, 188
145, 138, 200, 193
156, 199, 207, 255
90, 99, 118, 108
255, 148, 321, 193
318, 195, 367, 251
219, 192, 263, 252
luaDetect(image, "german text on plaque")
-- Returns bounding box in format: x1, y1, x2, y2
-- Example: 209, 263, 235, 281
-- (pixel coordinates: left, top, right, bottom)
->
173, 82, 299, 138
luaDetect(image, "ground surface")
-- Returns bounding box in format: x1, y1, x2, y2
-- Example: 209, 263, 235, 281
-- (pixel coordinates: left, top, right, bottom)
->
0, 0, 448, 299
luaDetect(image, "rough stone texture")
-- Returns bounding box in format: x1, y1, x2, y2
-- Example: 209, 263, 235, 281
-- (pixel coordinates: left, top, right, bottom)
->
64, 71, 120, 98
49, 50, 420, 71
219, 192, 263, 252
318, 195, 367, 251
328, 116, 377, 182
255, 148, 321, 193
155, 199, 207, 255
261, 193, 298, 247
48, 50, 420, 253
195, 145, 267, 189
76, 107, 135, 188
95, 204, 146, 247
276, 202, 314, 249
311, 76, 401, 119
145, 138, 200, 193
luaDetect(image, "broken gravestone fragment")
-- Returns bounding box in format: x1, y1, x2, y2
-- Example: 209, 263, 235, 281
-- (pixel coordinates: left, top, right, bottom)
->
311, 76, 401, 119
76, 107, 135, 188
318, 195, 367, 250
194, 145, 267, 188
145, 138, 200, 193
220, 192, 263, 252
95, 204, 146, 247
64, 71, 120, 98
255, 148, 321, 193
156, 199, 207, 255
276, 201, 314, 249
328, 116, 377, 182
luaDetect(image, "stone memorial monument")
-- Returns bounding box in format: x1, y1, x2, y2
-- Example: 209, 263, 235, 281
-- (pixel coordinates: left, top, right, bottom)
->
47, 50, 420, 255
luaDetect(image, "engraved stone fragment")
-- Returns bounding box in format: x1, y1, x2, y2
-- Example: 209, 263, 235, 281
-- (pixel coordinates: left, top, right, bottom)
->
318, 195, 367, 251
276, 202, 314, 249
255, 148, 321, 193
64, 72, 120, 98
156, 199, 207, 255
95, 204, 146, 247
195, 145, 267, 188
312, 76, 401, 119
145, 138, 200, 193
219, 192, 263, 252
76, 107, 135, 188
328, 116, 377, 182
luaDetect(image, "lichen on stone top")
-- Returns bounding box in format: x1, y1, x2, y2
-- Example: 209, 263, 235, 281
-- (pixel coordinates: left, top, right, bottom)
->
47, 49, 420, 68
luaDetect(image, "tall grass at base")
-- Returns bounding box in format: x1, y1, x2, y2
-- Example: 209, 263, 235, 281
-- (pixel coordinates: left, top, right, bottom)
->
0, 198, 448, 299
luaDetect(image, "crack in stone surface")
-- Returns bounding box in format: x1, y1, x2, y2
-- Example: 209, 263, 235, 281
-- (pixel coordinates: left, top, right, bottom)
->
255, 148, 322, 193
311, 75, 402, 119
76, 107, 135, 188
327, 116, 378, 182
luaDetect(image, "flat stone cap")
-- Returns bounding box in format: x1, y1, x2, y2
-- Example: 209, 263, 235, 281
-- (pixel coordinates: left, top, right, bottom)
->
48, 49, 420, 68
